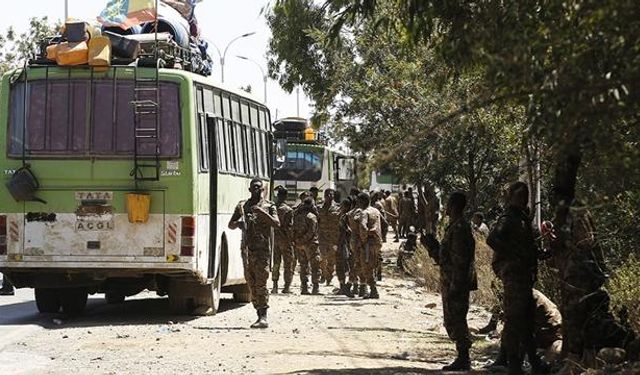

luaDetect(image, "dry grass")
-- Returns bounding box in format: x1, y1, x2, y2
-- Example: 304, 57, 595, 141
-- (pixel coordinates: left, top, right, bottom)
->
404, 234, 500, 310
607, 254, 640, 332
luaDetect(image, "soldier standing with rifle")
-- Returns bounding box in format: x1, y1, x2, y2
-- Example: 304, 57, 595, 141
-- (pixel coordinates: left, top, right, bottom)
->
427, 192, 477, 371
318, 189, 341, 287
336, 198, 353, 296
487, 182, 549, 374
293, 198, 322, 295
228, 179, 280, 329
356, 192, 383, 299
271, 186, 295, 294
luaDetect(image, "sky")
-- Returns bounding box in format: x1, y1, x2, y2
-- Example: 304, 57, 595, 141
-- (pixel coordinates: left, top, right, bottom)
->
0, 0, 312, 120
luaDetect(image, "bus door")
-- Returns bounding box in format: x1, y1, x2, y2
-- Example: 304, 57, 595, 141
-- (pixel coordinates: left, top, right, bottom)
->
334, 156, 357, 198
206, 115, 219, 278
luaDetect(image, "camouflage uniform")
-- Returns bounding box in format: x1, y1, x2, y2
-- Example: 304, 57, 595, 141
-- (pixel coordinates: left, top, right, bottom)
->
231, 198, 279, 310
398, 194, 416, 238
273, 201, 295, 288
336, 207, 351, 286
551, 207, 636, 360
318, 201, 341, 284
439, 217, 477, 353
383, 194, 399, 239
532, 289, 563, 350
357, 206, 383, 287
487, 206, 538, 369
346, 207, 363, 285
293, 207, 321, 288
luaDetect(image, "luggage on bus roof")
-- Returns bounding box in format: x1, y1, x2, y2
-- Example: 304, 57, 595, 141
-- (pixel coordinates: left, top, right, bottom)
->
273, 117, 309, 132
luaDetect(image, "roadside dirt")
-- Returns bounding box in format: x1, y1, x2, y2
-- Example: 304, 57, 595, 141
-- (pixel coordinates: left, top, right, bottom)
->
0, 242, 498, 375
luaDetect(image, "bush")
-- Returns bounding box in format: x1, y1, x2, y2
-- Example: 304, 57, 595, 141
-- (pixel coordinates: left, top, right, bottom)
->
405, 234, 500, 311
607, 254, 640, 332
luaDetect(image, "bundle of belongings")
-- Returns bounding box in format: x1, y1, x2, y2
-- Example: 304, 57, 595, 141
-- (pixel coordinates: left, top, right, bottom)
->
38, 0, 212, 76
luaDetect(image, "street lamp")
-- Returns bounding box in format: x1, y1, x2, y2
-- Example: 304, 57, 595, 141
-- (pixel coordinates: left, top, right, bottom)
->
236, 55, 268, 103
210, 32, 256, 83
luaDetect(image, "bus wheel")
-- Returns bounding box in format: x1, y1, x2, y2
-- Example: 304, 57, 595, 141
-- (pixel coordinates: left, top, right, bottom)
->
60, 288, 88, 316
35, 288, 61, 314
105, 291, 126, 304
232, 285, 251, 303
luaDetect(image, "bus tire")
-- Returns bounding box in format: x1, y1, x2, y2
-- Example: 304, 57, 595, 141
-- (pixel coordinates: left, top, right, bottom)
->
35, 288, 61, 314
105, 291, 126, 304
232, 285, 251, 303
60, 288, 88, 316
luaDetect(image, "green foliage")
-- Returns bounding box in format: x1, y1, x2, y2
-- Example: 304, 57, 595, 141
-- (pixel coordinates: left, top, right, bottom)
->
608, 255, 640, 332
0, 17, 57, 75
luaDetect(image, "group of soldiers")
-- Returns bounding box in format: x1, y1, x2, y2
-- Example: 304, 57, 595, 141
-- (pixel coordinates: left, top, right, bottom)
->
423, 182, 639, 374
228, 179, 392, 329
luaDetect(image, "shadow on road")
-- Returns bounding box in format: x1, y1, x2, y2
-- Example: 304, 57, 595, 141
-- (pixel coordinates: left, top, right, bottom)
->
283, 367, 487, 375
0, 294, 245, 329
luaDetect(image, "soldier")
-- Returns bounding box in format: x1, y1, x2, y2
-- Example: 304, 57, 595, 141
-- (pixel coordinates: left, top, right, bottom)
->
487, 182, 548, 374
228, 178, 280, 329
355, 192, 383, 299
398, 191, 416, 238
272, 186, 295, 294
293, 197, 322, 295
436, 192, 477, 371
371, 192, 388, 280
346, 196, 364, 297
337, 198, 353, 295
0, 274, 15, 296
318, 189, 341, 287
309, 186, 320, 204
383, 190, 400, 242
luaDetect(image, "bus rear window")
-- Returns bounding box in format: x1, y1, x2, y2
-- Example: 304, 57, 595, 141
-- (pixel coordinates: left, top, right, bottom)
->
8, 80, 181, 158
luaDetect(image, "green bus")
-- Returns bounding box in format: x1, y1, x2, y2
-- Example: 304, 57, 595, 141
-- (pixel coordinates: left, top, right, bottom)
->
0, 63, 271, 315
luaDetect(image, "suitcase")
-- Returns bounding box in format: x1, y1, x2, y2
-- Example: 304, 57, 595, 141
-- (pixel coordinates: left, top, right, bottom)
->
89, 36, 112, 67
56, 41, 89, 66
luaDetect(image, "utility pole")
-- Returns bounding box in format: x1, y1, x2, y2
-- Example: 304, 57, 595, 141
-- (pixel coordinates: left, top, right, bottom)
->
236, 55, 268, 103
296, 87, 300, 117
64, 0, 69, 20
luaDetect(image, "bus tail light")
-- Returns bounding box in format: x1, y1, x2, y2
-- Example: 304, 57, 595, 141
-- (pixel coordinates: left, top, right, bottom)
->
0, 215, 7, 255
180, 216, 196, 257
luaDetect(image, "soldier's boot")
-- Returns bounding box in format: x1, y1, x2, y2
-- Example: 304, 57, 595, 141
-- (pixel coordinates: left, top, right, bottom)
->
282, 281, 292, 294
366, 284, 379, 299
301, 283, 310, 295
250, 308, 268, 329
358, 284, 368, 298
311, 283, 322, 295
271, 281, 278, 294
351, 283, 359, 297
478, 315, 499, 334
344, 283, 355, 298
442, 345, 471, 371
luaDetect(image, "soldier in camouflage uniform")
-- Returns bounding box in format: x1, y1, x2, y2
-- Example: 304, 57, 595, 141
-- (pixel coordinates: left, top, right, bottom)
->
549, 192, 638, 372
398, 190, 416, 238
346, 197, 363, 297
436, 192, 477, 371
272, 186, 295, 294
383, 190, 400, 242
355, 192, 383, 299
293, 197, 322, 295
318, 189, 341, 287
487, 182, 548, 374
228, 179, 280, 329
337, 198, 353, 295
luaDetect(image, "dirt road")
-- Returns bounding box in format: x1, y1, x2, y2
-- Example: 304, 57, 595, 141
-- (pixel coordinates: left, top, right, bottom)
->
0, 244, 496, 375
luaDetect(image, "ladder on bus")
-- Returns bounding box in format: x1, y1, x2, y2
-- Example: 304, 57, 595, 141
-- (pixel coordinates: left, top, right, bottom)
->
131, 60, 162, 183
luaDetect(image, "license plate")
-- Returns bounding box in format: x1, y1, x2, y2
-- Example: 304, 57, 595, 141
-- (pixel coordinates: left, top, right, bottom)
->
75, 220, 114, 231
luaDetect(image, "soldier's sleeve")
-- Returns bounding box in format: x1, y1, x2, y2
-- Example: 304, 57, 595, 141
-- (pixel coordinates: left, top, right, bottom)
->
228, 201, 244, 230
299, 214, 318, 244
486, 215, 512, 254
268, 203, 280, 228
449, 223, 476, 288
284, 208, 294, 239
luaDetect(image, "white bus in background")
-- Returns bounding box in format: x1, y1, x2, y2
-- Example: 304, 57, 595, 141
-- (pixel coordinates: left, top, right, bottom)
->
272, 117, 357, 202
369, 167, 403, 193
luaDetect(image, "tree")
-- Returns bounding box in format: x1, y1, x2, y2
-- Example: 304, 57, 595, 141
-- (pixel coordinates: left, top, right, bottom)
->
267, 0, 523, 219
0, 17, 57, 75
